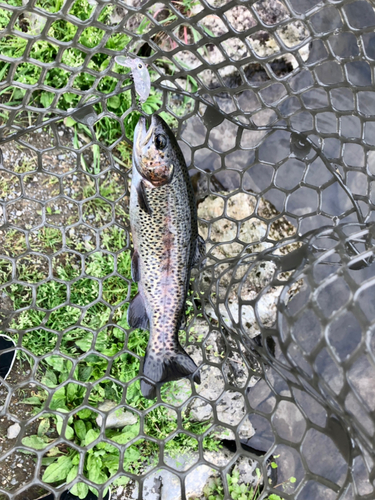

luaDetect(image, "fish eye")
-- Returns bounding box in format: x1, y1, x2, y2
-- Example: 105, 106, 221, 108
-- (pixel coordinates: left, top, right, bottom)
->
155, 134, 167, 150
138, 63, 142, 69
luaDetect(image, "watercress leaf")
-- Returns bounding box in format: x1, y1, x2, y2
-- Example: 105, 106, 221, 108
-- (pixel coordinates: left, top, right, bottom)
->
64, 116, 77, 128
42, 456, 73, 483
46, 446, 61, 457
66, 382, 78, 402
42, 370, 57, 388
76, 337, 92, 352
64, 93, 76, 104
49, 387, 67, 410
78, 365, 93, 382
37, 418, 50, 437
71, 481, 89, 499
77, 408, 92, 419
108, 96, 121, 109
101, 453, 120, 472
40, 91, 54, 108
55, 412, 72, 436
45, 355, 65, 372
85, 428, 100, 446
22, 435, 50, 450
42, 457, 58, 466
66, 424, 74, 440
66, 464, 78, 483
88, 454, 106, 484
22, 396, 43, 405
74, 420, 87, 441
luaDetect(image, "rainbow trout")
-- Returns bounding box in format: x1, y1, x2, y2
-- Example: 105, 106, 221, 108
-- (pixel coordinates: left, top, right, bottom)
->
129, 115, 205, 399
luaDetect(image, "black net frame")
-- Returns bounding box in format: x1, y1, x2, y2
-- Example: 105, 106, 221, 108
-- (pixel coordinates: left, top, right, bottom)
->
0, 0, 375, 499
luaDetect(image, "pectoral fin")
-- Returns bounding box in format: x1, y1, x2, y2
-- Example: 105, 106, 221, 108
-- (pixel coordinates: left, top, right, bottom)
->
131, 251, 140, 282
127, 293, 149, 329
137, 181, 152, 215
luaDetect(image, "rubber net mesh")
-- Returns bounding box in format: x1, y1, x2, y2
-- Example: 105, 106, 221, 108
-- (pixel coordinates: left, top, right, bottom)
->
0, 0, 375, 498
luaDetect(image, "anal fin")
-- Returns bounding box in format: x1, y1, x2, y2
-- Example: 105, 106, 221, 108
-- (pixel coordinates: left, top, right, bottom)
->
193, 234, 206, 269
137, 181, 152, 215
131, 251, 140, 282
179, 310, 187, 331
127, 293, 149, 329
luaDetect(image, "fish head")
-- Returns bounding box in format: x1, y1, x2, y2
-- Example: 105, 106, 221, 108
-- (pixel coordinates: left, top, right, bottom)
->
133, 115, 178, 187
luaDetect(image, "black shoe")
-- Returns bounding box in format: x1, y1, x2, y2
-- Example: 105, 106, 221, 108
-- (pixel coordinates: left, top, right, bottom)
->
0, 334, 15, 381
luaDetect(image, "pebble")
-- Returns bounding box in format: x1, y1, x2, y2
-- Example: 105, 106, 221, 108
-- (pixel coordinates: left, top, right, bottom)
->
96, 401, 138, 429
58, 131, 64, 136
7, 423, 21, 439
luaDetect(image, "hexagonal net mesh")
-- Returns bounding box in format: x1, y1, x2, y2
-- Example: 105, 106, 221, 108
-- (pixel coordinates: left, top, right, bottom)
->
0, 0, 375, 498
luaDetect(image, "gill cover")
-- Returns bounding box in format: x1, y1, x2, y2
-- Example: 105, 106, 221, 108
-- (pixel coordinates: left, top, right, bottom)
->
133, 115, 176, 187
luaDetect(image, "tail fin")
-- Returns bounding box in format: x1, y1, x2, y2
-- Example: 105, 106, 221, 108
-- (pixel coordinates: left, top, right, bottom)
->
140, 347, 201, 399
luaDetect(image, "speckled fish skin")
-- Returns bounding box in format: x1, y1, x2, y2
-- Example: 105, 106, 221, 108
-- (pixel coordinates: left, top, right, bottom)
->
128, 115, 204, 399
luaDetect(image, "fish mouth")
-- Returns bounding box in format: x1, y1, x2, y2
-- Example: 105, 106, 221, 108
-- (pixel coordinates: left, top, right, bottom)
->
134, 115, 162, 153
134, 115, 165, 177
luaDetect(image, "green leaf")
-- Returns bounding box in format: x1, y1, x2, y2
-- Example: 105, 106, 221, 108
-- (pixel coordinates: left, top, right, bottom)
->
74, 420, 87, 441
66, 382, 78, 402
22, 435, 50, 450
67, 464, 78, 483
56, 412, 74, 438
42, 456, 73, 483
76, 337, 92, 352
70, 481, 89, 499
289, 476, 297, 483
38, 418, 50, 437
78, 365, 93, 382
64, 116, 77, 127
77, 408, 92, 419
64, 92, 76, 103
40, 91, 54, 108
108, 95, 121, 109
85, 429, 100, 446
45, 355, 65, 372
42, 369, 58, 388
268, 495, 282, 500
22, 396, 43, 405
271, 461, 278, 469
42, 456, 59, 466
87, 454, 105, 484
66, 425, 74, 440
102, 453, 120, 475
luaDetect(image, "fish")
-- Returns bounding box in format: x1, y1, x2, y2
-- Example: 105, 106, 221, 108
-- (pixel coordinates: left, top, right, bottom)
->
128, 114, 205, 399
115, 56, 151, 103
